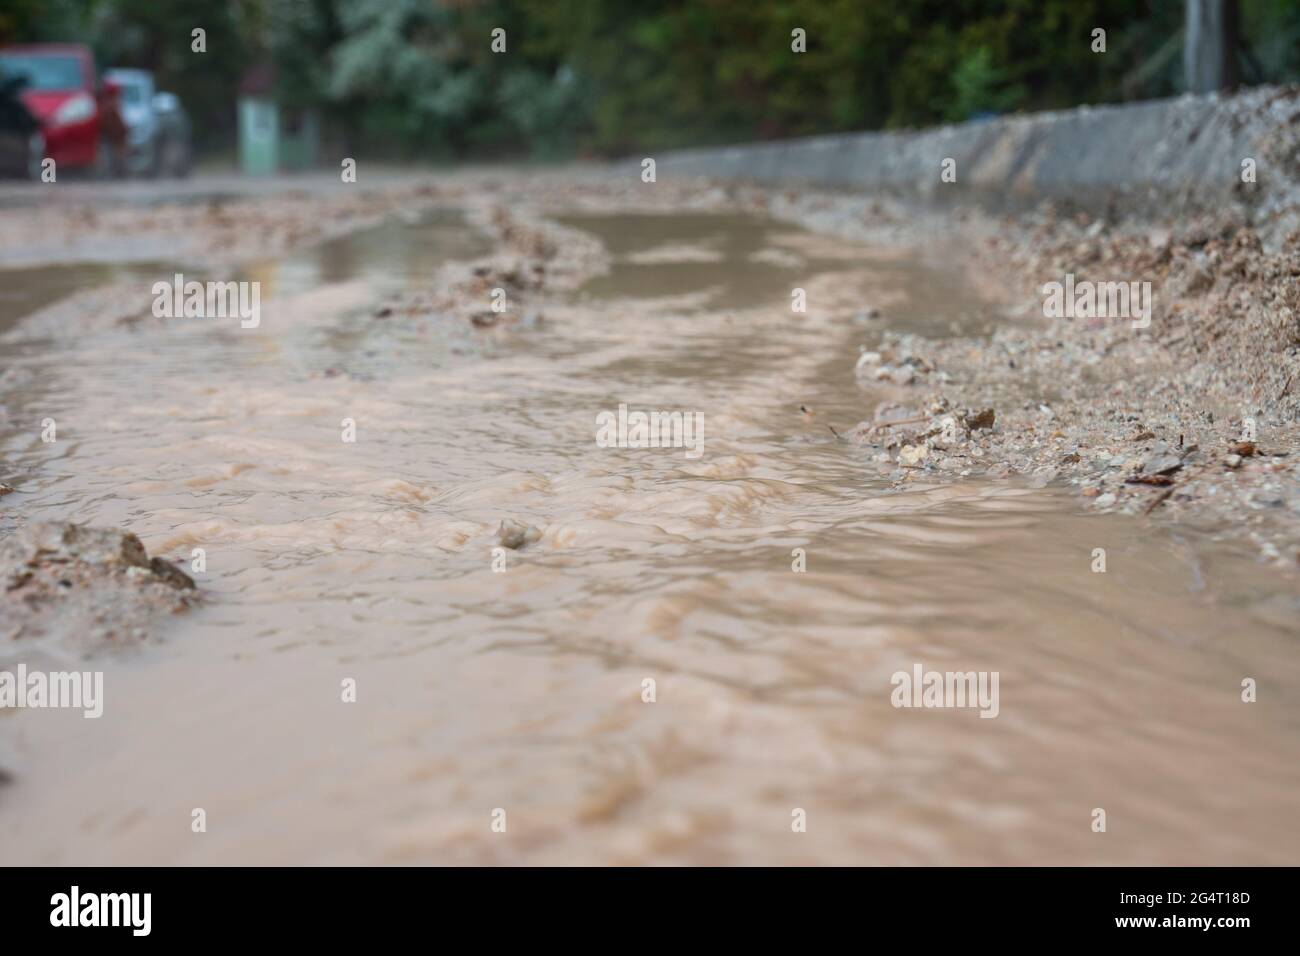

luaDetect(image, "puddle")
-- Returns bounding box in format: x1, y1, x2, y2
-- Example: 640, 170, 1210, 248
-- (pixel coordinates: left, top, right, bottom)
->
1, 202, 1297, 865
561, 212, 1002, 336
248, 208, 492, 300
0, 209, 487, 335
0, 261, 171, 334
560, 212, 831, 309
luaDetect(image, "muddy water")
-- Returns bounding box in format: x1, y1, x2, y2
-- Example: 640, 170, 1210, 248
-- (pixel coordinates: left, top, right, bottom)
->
1, 208, 1298, 865
0, 261, 173, 334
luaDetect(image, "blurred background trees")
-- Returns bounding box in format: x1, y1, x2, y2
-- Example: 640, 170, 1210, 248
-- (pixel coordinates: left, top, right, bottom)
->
2, 0, 1299, 160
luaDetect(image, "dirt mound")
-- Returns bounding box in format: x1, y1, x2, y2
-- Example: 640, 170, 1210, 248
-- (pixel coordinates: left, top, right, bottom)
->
1, 522, 196, 647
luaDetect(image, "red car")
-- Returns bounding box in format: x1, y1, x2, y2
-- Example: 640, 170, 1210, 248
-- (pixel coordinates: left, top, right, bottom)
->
0, 43, 126, 177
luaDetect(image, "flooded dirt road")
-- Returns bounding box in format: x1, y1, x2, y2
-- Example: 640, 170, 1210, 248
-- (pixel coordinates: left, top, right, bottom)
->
1, 178, 1298, 864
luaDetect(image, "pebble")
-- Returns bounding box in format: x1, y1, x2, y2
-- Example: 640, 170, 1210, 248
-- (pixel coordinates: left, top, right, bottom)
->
497, 519, 542, 550
898, 444, 928, 466
1142, 452, 1184, 476
932, 414, 967, 449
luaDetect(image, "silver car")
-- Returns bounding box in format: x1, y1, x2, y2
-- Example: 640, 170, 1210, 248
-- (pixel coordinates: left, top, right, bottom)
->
104, 68, 190, 177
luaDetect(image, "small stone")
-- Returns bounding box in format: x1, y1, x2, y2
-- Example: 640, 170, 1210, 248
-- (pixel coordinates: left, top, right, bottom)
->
930, 414, 967, 449
1126, 473, 1174, 486
898, 444, 928, 466
1225, 454, 1243, 469
497, 519, 541, 550
1095, 492, 1117, 508
149, 557, 196, 590
1141, 452, 1183, 476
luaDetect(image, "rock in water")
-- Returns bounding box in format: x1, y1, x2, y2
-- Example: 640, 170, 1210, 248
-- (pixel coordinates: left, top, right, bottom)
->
496, 519, 541, 550
1, 522, 196, 647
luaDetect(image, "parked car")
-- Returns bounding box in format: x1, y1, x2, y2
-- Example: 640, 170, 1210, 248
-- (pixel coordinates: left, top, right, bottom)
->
150, 90, 192, 178
105, 68, 191, 178
0, 71, 41, 179
0, 43, 126, 177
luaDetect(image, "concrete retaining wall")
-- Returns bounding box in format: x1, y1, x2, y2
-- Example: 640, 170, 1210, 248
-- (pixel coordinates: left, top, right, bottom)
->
655, 85, 1300, 218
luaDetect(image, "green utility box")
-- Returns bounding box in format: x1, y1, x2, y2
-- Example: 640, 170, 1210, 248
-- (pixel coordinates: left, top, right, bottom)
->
237, 63, 320, 176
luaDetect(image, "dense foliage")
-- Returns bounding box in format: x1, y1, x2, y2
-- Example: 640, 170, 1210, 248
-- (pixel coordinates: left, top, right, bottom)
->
3, 0, 1299, 157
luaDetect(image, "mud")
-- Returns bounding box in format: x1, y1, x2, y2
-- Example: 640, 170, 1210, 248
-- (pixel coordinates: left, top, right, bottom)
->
757, 190, 1300, 566
0, 523, 195, 782
1, 169, 1297, 865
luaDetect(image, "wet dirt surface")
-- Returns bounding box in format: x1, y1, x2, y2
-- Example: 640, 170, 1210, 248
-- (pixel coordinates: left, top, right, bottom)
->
1, 174, 1298, 865
252, 208, 493, 300
0, 261, 173, 334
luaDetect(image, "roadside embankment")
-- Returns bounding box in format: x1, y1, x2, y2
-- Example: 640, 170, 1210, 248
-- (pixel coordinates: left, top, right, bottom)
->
656, 85, 1300, 235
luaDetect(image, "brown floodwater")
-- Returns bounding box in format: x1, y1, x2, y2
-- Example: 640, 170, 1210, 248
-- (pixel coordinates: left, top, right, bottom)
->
0, 261, 172, 335
1, 206, 1298, 865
